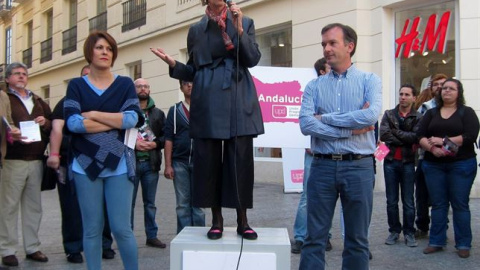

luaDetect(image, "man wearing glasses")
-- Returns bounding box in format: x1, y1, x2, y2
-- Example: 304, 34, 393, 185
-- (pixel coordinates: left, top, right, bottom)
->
131, 78, 167, 248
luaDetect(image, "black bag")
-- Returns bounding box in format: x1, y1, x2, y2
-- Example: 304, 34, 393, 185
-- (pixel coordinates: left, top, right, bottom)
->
41, 156, 57, 191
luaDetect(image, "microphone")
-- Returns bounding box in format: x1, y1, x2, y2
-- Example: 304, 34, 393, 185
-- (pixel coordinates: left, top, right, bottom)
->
225, 0, 238, 17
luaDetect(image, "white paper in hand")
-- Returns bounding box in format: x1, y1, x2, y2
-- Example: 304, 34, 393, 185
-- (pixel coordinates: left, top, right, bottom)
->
124, 128, 138, 149
19, 121, 41, 142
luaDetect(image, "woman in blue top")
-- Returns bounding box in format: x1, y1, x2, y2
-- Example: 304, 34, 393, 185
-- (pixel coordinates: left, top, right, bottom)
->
64, 31, 143, 270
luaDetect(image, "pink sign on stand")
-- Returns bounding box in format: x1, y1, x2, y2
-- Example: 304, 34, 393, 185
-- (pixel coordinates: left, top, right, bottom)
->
290, 169, 304, 184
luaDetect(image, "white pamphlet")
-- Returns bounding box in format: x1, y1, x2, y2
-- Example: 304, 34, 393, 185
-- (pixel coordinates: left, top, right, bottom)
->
124, 128, 138, 149
19, 121, 41, 142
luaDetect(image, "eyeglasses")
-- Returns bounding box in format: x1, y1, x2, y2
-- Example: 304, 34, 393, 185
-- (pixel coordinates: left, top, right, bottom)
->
181, 82, 192, 86
442, 86, 457, 92
135, 84, 150, 89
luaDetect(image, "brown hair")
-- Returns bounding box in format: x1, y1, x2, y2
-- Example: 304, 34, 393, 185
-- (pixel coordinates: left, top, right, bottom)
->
83, 31, 118, 67
430, 73, 448, 90
414, 88, 433, 110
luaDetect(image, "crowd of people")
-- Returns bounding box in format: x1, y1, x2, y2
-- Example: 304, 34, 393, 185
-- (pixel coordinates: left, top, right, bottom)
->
0, 1, 479, 270
0, 0, 260, 269
294, 23, 479, 270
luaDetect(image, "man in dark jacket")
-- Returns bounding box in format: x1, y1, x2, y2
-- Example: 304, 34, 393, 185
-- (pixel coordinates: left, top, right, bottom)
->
380, 84, 422, 248
0, 62, 51, 266
131, 78, 166, 248
164, 80, 205, 234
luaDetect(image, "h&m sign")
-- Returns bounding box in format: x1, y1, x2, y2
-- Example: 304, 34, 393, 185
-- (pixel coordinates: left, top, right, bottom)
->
395, 10, 451, 58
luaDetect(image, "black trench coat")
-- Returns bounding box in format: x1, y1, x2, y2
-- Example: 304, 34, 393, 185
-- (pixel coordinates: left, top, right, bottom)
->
170, 13, 264, 139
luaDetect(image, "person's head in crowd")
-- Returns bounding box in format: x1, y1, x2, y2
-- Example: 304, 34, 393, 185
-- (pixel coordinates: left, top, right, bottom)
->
179, 80, 192, 99
5, 62, 29, 91
80, 65, 91, 76
134, 78, 151, 101
435, 78, 465, 108
398, 83, 417, 110
314, 58, 331, 77
430, 73, 448, 96
83, 31, 118, 68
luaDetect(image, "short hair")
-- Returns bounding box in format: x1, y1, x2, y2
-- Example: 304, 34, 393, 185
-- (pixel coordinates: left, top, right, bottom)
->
80, 64, 90, 76
430, 73, 448, 89
200, 0, 208, 6
83, 31, 118, 67
400, 83, 418, 97
179, 80, 192, 87
314, 58, 328, 77
435, 78, 466, 107
321, 23, 357, 57
6, 62, 28, 78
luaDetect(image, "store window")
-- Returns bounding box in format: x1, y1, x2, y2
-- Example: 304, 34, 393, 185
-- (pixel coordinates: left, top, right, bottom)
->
254, 24, 292, 160
395, 1, 455, 100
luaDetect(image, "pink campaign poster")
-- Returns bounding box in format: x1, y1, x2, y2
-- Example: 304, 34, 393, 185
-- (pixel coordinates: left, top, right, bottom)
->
249, 67, 316, 192
250, 66, 316, 149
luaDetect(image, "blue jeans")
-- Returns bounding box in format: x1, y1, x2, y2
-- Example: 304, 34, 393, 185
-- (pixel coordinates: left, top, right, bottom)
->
422, 158, 477, 250
383, 160, 416, 235
173, 160, 205, 234
131, 160, 159, 239
58, 166, 113, 254
300, 157, 373, 270
293, 153, 332, 242
74, 173, 138, 270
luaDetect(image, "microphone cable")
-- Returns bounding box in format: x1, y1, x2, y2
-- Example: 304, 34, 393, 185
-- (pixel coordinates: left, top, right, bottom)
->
231, 9, 244, 270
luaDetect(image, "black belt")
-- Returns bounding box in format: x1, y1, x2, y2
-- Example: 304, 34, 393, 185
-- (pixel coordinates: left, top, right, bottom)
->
313, 154, 373, 161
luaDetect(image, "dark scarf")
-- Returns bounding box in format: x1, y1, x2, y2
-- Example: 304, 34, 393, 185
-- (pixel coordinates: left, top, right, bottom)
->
205, 5, 234, 51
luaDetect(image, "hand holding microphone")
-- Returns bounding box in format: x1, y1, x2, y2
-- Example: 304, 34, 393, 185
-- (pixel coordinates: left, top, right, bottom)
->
225, 0, 244, 35
225, 0, 238, 17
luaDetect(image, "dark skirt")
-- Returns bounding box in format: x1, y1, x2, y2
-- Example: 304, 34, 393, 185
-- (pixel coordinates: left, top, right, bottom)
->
192, 136, 254, 208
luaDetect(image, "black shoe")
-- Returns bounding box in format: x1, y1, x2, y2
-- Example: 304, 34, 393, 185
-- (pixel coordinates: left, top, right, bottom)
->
369, 250, 373, 260
66, 253, 83, 263
291, 240, 303, 254
237, 226, 258, 240
326, 239, 333, 251
102, 248, 116, 259
207, 227, 223, 240
2, 255, 18, 266
146, 238, 167, 248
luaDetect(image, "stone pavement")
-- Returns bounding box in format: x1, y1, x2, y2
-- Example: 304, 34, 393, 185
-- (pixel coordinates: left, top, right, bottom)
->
4, 175, 480, 269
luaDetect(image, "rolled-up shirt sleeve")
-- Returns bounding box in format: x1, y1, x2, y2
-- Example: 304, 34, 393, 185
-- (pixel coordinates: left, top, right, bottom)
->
67, 114, 87, 133
122, 110, 138, 129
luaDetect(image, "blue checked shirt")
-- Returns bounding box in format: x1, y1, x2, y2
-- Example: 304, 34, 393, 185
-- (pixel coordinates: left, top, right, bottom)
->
299, 64, 382, 155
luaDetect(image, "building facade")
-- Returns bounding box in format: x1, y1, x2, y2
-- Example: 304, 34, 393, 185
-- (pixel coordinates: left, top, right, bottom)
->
1, 0, 479, 195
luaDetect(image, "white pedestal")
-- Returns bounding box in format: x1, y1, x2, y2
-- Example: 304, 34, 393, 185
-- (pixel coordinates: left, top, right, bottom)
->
170, 227, 290, 270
